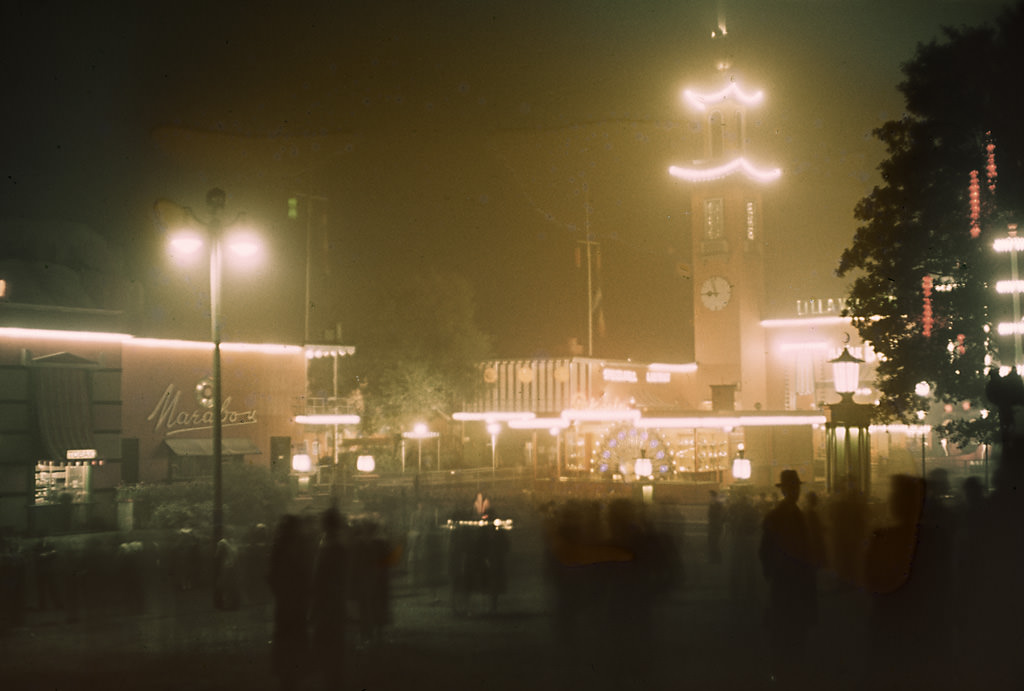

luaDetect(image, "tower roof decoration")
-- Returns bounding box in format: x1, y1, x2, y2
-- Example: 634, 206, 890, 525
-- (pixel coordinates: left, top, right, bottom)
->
669, 70, 780, 185
669, 158, 781, 184
683, 83, 763, 111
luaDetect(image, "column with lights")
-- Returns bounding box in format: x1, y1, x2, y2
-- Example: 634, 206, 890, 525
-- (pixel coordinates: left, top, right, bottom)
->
995, 224, 1024, 367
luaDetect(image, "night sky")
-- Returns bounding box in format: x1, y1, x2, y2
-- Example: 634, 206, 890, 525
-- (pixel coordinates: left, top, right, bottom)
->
0, 0, 1012, 359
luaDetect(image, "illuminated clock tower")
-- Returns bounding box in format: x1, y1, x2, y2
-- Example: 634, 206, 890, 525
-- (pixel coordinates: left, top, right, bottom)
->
669, 64, 780, 410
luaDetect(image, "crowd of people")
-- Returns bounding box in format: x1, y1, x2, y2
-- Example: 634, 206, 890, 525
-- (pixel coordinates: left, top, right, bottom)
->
696, 466, 1022, 689
3, 470, 1023, 689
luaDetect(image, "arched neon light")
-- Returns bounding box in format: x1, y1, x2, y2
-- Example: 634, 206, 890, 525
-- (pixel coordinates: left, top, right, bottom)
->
669, 157, 781, 183
683, 83, 764, 111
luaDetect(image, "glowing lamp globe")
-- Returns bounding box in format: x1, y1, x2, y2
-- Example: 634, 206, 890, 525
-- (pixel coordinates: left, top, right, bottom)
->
634, 457, 653, 478
829, 347, 864, 396
732, 457, 752, 480
356, 455, 376, 473
291, 453, 312, 473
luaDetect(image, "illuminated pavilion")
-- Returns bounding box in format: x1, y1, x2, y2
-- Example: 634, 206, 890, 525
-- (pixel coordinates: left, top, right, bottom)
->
455, 65, 945, 495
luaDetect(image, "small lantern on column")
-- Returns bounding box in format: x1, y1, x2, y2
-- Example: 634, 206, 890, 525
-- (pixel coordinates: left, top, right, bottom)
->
825, 345, 873, 495
731, 443, 751, 480
830, 346, 864, 399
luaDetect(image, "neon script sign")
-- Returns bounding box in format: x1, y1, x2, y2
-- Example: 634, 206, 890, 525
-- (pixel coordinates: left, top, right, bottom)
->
147, 383, 257, 436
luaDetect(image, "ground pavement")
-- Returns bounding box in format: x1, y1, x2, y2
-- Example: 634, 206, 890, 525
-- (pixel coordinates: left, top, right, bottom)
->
1, 515, 884, 691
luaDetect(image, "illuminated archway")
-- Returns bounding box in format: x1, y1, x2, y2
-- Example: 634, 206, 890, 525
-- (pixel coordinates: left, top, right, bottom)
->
592, 425, 672, 479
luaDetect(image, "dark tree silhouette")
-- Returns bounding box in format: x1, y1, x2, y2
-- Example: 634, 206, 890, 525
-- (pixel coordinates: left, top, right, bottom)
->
837, 2, 1024, 446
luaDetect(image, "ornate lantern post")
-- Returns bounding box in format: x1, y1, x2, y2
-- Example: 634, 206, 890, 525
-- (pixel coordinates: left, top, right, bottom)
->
824, 346, 873, 495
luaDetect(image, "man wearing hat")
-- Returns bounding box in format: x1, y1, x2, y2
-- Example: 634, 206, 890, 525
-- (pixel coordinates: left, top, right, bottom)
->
759, 469, 817, 686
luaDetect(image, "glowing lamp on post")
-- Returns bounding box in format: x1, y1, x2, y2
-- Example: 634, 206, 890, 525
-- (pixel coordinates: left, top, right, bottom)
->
731, 443, 751, 480
830, 346, 863, 400
155, 189, 263, 612
824, 345, 873, 495
356, 455, 376, 473
487, 422, 502, 474
634, 456, 653, 479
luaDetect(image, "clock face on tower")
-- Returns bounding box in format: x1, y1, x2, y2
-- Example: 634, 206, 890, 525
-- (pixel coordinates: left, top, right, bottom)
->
700, 276, 732, 311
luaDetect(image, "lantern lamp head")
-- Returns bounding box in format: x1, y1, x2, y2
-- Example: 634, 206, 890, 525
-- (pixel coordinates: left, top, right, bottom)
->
829, 346, 864, 397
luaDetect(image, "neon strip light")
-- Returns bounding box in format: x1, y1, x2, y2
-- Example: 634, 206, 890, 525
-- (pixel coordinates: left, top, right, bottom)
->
452, 411, 537, 423
636, 414, 825, 429
128, 338, 302, 354
996, 280, 1024, 294
0, 327, 132, 343
994, 237, 1024, 253
777, 341, 830, 352
295, 414, 360, 425
683, 83, 764, 111
648, 362, 697, 373
870, 424, 930, 436
128, 338, 211, 350
223, 343, 303, 354
508, 417, 569, 430
998, 322, 1024, 335
561, 408, 641, 423
669, 158, 781, 183
402, 430, 439, 439
603, 368, 638, 382
761, 316, 851, 328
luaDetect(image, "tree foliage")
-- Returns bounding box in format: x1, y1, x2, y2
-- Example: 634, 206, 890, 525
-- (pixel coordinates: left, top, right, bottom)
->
838, 3, 1024, 445
125, 463, 289, 534
349, 268, 493, 435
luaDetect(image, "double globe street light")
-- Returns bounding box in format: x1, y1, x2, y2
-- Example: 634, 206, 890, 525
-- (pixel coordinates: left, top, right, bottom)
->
155, 189, 260, 608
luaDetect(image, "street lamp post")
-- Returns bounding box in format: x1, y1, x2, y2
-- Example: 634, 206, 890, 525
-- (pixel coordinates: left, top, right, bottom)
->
157, 189, 258, 609
487, 422, 501, 474
824, 345, 873, 495
403, 424, 439, 474
917, 410, 928, 479
550, 427, 561, 479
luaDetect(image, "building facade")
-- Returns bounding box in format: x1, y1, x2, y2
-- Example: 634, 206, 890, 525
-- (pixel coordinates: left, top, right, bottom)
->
0, 304, 337, 535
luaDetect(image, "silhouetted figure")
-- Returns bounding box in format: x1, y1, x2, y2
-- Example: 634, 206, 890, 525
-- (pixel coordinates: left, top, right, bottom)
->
726, 490, 760, 606
117, 540, 145, 615
473, 491, 491, 519
406, 501, 432, 589
215, 533, 242, 610
268, 515, 313, 691
863, 474, 939, 687
351, 520, 393, 647
953, 475, 989, 675
33, 537, 63, 612
707, 490, 725, 565
243, 523, 271, 605
827, 482, 867, 589
803, 491, 828, 573
759, 470, 816, 687
604, 498, 667, 688
310, 508, 348, 690
418, 513, 446, 603
985, 367, 1024, 455
0, 536, 27, 629
917, 469, 956, 650
544, 499, 621, 685
172, 528, 201, 592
